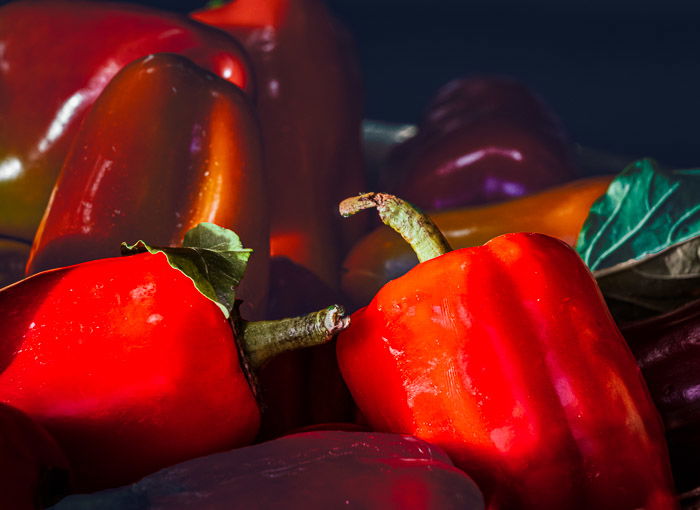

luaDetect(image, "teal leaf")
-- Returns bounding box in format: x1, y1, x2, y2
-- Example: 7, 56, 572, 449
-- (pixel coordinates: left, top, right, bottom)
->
576, 158, 700, 271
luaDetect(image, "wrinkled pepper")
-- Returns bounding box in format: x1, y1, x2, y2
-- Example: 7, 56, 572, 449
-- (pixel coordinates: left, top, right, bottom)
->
193, 0, 366, 288
0, 0, 252, 243
342, 176, 612, 307
381, 76, 578, 211
51, 431, 485, 510
0, 224, 349, 491
25, 53, 269, 318
622, 300, 700, 492
0, 402, 70, 510
336, 193, 677, 509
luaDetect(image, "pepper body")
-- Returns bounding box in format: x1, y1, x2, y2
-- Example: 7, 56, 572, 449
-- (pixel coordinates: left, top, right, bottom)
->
622, 300, 700, 492
337, 232, 677, 509
0, 0, 252, 243
193, 0, 366, 287
51, 431, 485, 510
342, 176, 612, 307
0, 252, 260, 491
259, 258, 354, 437
0, 403, 71, 509
381, 76, 577, 211
25, 54, 269, 318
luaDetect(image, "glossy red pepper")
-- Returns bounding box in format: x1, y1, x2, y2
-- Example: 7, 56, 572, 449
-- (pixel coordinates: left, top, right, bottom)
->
51, 431, 485, 510
381, 76, 578, 211
336, 194, 677, 509
193, 0, 366, 287
0, 0, 252, 243
0, 229, 349, 491
622, 300, 700, 493
25, 53, 269, 318
0, 402, 71, 509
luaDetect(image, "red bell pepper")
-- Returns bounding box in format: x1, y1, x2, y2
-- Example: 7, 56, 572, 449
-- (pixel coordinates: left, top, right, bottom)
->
50, 431, 485, 510
25, 53, 269, 318
0, 402, 71, 509
0, 0, 252, 244
341, 176, 612, 308
336, 193, 677, 509
381, 76, 578, 211
0, 224, 349, 491
193, 0, 366, 288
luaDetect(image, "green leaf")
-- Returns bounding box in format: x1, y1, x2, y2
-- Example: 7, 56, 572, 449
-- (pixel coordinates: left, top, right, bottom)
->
120, 223, 252, 318
203, 0, 229, 9
593, 236, 700, 323
576, 158, 700, 271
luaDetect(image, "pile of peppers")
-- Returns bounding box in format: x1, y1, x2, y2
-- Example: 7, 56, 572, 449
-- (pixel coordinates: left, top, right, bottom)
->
0, 0, 697, 509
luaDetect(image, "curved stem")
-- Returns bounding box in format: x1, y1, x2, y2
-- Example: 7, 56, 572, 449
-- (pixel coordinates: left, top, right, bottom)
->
339, 192, 452, 262
239, 305, 350, 370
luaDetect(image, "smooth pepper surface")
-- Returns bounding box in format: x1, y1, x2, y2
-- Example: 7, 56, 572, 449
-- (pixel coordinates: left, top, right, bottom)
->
0, 402, 70, 509
342, 176, 612, 307
622, 300, 700, 492
193, 0, 366, 288
0, 0, 252, 242
0, 252, 260, 491
51, 431, 485, 510
381, 76, 578, 211
25, 53, 269, 318
338, 230, 677, 509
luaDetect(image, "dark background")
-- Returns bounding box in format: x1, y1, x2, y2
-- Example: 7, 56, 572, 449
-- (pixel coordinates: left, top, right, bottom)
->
6, 0, 700, 167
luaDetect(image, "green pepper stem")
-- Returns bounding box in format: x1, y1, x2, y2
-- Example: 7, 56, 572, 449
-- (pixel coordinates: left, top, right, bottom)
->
339, 192, 452, 262
239, 305, 350, 370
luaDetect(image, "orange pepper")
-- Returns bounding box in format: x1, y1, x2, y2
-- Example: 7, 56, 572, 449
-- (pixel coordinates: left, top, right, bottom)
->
342, 176, 613, 307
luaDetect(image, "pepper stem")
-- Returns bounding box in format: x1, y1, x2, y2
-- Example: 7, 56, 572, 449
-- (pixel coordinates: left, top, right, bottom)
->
239, 305, 350, 370
339, 192, 452, 262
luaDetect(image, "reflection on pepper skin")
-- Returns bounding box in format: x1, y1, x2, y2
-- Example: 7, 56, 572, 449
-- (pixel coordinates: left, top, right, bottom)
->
0, 251, 262, 492
0, 0, 252, 242
50, 431, 486, 510
338, 233, 677, 509
622, 300, 700, 492
193, 0, 367, 289
25, 54, 269, 319
342, 176, 612, 308
382, 76, 578, 212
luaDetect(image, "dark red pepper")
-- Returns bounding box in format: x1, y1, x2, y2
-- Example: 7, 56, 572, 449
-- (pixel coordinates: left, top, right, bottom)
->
622, 300, 700, 493
0, 402, 70, 509
50, 431, 485, 510
24, 53, 269, 318
193, 0, 366, 288
258, 258, 355, 438
336, 193, 677, 509
381, 76, 578, 211
0, 225, 349, 491
0, 0, 252, 244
